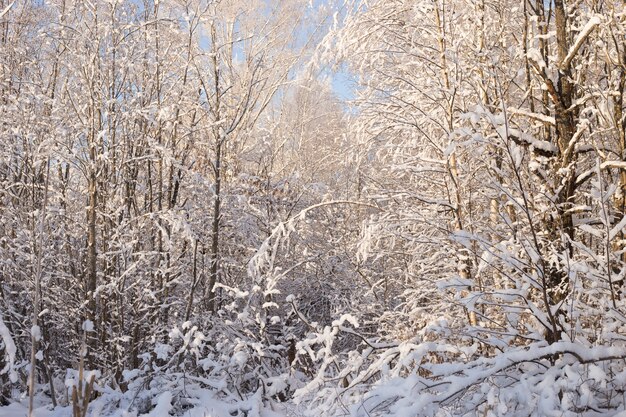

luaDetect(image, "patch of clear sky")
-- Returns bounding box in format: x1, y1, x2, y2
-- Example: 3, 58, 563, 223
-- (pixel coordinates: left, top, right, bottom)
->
168, 0, 356, 103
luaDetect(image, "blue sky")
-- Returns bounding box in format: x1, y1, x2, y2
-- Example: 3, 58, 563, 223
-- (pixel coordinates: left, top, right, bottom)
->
330, 68, 356, 101
191, 0, 357, 104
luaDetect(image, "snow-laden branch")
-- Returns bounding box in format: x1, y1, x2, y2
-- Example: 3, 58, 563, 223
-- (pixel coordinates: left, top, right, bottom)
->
508, 107, 555, 126
561, 15, 602, 70
576, 160, 626, 187
248, 200, 381, 281
336, 341, 626, 416
499, 127, 557, 157
434, 341, 626, 406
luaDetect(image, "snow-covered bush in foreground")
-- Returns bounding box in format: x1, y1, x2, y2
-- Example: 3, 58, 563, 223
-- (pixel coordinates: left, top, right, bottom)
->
294, 321, 626, 416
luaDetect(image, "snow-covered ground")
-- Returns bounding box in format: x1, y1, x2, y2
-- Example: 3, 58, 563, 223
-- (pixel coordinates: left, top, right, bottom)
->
0, 401, 58, 417
0, 391, 292, 417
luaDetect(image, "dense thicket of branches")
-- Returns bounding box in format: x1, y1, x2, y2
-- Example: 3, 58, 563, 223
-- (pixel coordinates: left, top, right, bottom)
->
1, 0, 626, 416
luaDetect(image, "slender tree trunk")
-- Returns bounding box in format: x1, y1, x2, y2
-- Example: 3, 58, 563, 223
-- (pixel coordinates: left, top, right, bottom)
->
28, 158, 50, 417
207, 22, 222, 313
553, 0, 576, 242
86, 147, 98, 353
208, 138, 222, 313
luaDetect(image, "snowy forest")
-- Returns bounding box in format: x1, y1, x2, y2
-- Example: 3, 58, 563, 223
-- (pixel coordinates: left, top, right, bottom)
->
1, 0, 626, 416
